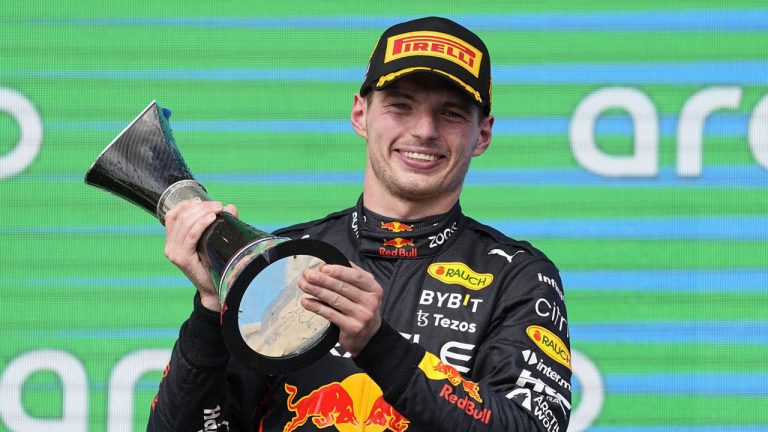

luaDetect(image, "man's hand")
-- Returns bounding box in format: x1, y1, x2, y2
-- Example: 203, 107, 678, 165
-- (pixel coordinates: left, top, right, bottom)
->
163, 200, 238, 312
298, 263, 383, 357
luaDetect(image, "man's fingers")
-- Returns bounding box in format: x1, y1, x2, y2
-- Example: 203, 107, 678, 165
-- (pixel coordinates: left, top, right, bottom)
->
318, 264, 379, 293
299, 277, 358, 313
299, 262, 382, 357
168, 202, 220, 247
223, 203, 238, 218
166, 200, 221, 223
300, 297, 358, 332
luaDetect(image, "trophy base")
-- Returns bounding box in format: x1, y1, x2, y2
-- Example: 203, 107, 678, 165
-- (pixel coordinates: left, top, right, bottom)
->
221, 238, 349, 373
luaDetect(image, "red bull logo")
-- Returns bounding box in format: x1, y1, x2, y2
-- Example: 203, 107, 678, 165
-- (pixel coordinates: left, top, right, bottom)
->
431, 361, 483, 403
382, 237, 414, 248
365, 395, 409, 432
380, 238, 418, 258
380, 221, 413, 233
284, 374, 409, 432
417, 353, 492, 424
284, 383, 358, 431
151, 363, 171, 411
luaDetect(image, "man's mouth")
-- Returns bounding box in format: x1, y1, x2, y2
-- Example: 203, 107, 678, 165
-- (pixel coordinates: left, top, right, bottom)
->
397, 150, 442, 162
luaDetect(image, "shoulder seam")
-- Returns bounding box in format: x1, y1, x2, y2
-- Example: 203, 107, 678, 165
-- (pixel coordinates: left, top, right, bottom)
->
463, 217, 547, 258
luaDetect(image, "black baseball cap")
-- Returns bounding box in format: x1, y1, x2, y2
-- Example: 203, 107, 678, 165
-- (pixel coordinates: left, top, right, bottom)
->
359, 16, 492, 115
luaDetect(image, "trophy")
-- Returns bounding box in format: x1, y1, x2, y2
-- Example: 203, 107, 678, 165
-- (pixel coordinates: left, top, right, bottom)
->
85, 101, 349, 373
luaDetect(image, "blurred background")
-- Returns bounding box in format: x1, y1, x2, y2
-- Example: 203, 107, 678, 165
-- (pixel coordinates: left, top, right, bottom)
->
1, 1, 766, 431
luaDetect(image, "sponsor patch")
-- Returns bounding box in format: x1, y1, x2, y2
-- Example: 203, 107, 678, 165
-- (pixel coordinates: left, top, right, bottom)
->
488, 248, 524, 263
427, 262, 493, 290
418, 352, 489, 423
428, 221, 457, 248
284, 374, 409, 432
384, 31, 483, 77
419, 290, 483, 312
383, 237, 414, 248
381, 221, 413, 233
522, 350, 571, 391
380, 237, 418, 258
526, 325, 571, 370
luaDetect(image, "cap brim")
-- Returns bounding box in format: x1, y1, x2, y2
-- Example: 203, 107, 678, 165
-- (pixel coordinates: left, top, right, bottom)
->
373, 66, 484, 107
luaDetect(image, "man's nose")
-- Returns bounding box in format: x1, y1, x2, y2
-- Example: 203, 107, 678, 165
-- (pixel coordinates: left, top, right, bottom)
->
409, 110, 440, 142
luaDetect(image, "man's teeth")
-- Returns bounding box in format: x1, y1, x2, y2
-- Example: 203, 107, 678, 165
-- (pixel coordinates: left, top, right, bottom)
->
401, 151, 439, 161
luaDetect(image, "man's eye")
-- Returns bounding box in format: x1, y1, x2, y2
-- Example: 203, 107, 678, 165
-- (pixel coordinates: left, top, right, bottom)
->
391, 103, 411, 110
443, 110, 465, 120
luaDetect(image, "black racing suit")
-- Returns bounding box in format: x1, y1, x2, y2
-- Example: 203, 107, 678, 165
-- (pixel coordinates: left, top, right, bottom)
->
148, 198, 571, 432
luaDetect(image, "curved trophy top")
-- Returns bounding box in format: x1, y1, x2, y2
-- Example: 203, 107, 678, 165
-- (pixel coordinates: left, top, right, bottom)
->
84, 101, 195, 217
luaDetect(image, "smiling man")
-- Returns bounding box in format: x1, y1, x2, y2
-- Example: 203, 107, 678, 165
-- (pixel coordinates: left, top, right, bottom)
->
354, 73, 492, 217
149, 17, 571, 432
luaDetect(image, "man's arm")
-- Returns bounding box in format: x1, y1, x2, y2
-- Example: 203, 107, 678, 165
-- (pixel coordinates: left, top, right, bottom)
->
148, 200, 269, 431
303, 259, 571, 431
148, 293, 270, 431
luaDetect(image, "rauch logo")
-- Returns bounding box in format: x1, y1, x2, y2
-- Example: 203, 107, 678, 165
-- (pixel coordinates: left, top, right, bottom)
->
526, 325, 571, 371
427, 263, 493, 290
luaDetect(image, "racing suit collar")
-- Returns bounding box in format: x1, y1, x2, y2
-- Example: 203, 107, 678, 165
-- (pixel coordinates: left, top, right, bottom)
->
351, 196, 464, 259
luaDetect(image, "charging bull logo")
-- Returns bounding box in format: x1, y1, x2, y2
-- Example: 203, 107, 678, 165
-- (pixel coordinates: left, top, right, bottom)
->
381, 221, 413, 233
365, 395, 409, 432
417, 352, 492, 424
382, 238, 414, 248
427, 358, 483, 403
151, 363, 171, 411
284, 383, 358, 431
284, 374, 409, 432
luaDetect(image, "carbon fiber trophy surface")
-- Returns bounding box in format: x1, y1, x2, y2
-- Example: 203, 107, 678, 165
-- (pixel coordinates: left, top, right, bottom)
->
85, 101, 347, 373
85, 103, 194, 216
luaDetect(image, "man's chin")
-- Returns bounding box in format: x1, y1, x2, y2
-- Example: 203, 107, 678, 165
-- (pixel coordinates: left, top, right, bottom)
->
387, 181, 449, 202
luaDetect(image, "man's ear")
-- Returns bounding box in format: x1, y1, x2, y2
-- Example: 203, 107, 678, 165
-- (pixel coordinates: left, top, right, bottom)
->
472, 115, 494, 156
350, 93, 368, 139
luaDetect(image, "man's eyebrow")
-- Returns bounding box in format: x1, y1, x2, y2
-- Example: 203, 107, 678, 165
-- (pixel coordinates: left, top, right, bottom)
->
442, 100, 472, 113
380, 89, 416, 101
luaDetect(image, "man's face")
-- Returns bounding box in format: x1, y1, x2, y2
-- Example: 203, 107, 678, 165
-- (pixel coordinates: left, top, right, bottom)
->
351, 74, 493, 204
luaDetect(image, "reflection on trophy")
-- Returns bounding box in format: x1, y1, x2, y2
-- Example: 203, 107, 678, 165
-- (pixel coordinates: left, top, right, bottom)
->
84, 101, 349, 373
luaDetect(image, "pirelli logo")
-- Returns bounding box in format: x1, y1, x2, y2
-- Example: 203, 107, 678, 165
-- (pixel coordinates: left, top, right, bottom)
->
384, 31, 482, 78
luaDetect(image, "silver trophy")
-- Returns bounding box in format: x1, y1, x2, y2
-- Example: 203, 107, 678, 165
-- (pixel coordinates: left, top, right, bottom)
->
85, 101, 348, 373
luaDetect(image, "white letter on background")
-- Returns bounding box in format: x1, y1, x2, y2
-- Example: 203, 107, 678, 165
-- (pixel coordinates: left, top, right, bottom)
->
108, 348, 171, 432
571, 87, 658, 177
0, 88, 43, 179
0, 350, 87, 431
748, 92, 768, 170
677, 87, 742, 177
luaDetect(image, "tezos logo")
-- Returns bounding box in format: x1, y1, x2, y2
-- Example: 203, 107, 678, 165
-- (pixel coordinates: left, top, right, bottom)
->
427, 262, 492, 290
526, 325, 571, 370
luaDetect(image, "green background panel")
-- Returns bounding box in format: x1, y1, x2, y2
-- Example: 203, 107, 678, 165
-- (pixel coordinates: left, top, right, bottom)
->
1, 1, 767, 431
